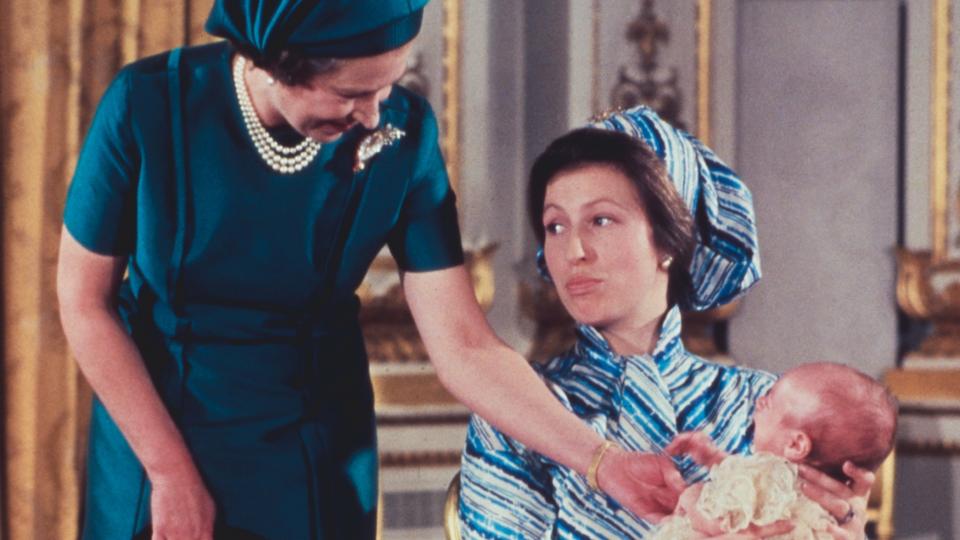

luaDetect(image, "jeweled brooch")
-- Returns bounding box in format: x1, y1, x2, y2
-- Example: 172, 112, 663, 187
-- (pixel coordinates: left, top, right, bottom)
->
354, 124, 406, 172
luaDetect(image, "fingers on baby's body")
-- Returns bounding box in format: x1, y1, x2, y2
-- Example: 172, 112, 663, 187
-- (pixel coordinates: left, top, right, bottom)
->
826, 523, 857, 540
842, 461, 876, 498
798, 464, 854, 499
797, 477, 852, 522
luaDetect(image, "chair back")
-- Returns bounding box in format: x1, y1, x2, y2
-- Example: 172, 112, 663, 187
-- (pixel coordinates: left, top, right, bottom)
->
866, 450, 896, 540
443, 472, 462, 540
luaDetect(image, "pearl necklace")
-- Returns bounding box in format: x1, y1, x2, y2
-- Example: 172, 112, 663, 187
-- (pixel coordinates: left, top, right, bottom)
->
232, 56, 321, 174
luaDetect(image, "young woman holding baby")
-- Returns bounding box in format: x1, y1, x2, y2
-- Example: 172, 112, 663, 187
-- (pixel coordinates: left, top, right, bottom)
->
459, 107, 876, 539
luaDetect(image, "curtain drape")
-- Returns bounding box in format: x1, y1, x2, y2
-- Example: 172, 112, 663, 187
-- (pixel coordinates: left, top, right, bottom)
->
0, 1, 212, 537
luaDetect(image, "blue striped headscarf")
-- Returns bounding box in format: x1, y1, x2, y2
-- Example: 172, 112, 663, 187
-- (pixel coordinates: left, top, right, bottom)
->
539, 105, 761, 312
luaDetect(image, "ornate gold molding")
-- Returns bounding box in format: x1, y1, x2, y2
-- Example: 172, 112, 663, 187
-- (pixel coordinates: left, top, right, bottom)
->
931, 0, 950, 261
696, 0, 712, 145
610, 0, 685, 128
884, 369, 960, 453
681, 299, 738, 360
884, 367, 960, 407
591, 0, 602, 115
897, 1, 958, 361
372, 371, 461, 409
441, 0, 461, 193
520, 282, 577, 363
895, 249, 960, 358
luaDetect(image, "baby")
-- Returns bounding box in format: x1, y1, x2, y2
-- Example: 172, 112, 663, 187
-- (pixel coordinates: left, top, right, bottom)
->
653, 362, 898, 540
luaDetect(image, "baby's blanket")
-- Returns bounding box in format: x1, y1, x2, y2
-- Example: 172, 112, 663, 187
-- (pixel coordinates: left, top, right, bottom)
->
653, 453, 835, 539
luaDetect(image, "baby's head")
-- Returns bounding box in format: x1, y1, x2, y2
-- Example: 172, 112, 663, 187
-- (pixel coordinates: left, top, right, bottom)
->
752, 362, 898, 481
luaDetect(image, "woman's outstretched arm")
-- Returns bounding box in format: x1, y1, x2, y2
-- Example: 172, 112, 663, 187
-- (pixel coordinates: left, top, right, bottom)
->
57, 227, 215, 540
403, 265, 686, 520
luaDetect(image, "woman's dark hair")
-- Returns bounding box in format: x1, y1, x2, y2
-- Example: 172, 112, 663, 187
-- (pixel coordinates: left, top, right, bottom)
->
229, 41, 340, 86
528, 128, 696, 308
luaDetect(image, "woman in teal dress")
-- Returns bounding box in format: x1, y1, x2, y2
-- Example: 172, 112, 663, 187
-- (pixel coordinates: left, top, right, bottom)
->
57, 2, 689, 539
57, 1, 874, 539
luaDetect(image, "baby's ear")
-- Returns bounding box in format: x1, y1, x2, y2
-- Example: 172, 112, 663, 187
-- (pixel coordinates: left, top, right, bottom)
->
782, 430, 812, 461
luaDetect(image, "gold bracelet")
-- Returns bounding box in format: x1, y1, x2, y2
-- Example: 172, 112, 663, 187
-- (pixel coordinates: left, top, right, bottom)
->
587, 440, 616, 491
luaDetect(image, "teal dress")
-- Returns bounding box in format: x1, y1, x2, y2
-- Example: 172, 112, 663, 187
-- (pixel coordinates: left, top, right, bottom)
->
64, 42, 463, 540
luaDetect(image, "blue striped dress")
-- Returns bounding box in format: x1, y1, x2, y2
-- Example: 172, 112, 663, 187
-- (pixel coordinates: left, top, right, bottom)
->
459, 307, 775, 539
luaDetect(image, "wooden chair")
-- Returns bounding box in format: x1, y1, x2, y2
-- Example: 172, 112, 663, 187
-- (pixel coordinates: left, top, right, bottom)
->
443, 451, 895, 540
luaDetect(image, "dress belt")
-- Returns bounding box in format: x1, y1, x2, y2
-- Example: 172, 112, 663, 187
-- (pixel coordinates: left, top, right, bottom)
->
131, 286, 362, 345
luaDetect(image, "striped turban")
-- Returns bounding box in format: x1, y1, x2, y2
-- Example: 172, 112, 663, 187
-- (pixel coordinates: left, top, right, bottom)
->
538, 105, 761, 312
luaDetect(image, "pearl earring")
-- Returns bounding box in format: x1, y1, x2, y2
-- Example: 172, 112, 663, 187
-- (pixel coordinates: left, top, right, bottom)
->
659, 256, 673, 270
266, 76, 276, 85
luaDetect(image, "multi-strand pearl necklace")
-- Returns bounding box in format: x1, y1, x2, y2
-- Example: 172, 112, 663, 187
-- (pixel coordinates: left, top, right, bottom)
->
233, 56, 321, 174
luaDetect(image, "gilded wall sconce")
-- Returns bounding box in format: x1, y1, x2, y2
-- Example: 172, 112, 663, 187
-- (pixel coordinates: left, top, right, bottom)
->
895, 0, 960, 364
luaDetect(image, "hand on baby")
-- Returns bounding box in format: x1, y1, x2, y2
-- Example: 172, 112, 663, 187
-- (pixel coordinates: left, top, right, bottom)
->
596, 446, 687, 523
798, 462, 874, 540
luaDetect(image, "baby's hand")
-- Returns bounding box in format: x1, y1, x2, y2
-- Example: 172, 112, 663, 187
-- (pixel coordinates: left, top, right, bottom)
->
665, 432, 727, 467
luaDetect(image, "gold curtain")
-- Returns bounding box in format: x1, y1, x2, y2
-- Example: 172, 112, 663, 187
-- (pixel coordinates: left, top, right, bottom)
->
0, 1, 213, 538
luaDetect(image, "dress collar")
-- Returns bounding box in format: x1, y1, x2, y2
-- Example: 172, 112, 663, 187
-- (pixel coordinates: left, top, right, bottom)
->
573, 306, 685, 367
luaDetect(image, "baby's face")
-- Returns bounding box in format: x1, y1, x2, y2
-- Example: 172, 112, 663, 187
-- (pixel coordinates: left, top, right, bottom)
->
752, 373, 816, 456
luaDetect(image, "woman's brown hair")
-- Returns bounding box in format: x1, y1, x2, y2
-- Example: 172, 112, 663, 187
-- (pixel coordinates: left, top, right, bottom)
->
528, 128, 696, 308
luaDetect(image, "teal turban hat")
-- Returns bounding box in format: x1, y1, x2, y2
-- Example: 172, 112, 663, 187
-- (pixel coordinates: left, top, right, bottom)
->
205, 0, 429, 58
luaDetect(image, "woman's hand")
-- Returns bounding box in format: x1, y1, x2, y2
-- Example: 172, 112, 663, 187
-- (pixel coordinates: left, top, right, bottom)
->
149, 467, 216, 540
798, 461, 874, 540
596, 448, 688, 523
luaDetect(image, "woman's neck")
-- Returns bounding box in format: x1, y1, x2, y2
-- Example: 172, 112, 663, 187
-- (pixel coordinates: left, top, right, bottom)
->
599, 311, 667, 357
236, 54, 285, 128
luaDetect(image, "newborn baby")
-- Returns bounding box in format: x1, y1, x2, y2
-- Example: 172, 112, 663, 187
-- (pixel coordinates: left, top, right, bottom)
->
654, 362, 897, 540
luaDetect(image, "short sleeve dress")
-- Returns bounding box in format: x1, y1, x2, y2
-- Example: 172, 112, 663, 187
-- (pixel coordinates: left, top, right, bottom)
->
64, 42, 463, 540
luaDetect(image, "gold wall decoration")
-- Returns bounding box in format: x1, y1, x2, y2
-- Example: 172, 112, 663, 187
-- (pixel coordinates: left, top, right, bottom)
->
884, 369, 960, 457
0, 1, 215, 538
520, 282, 577, 363
681, 299, 737, 361
441, 0, 462, 193
695, 0, 712, 146
610, 0, 686, 129
896, 0, 960, 362
931, 0, 950, 261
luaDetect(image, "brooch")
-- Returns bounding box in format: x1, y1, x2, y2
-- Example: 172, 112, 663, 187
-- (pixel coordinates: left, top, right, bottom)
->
354, 124, 406, 172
